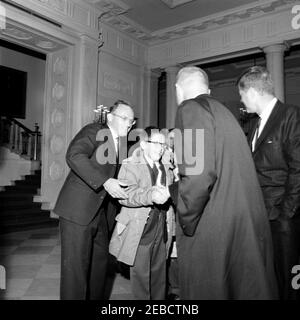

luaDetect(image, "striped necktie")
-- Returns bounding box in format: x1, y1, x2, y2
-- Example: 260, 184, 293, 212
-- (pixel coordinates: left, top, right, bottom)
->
252, 117, 261, 151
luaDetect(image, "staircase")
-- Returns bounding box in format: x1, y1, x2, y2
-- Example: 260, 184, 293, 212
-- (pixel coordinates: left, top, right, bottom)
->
0, 116, 58, 233
0, 169, 58, 234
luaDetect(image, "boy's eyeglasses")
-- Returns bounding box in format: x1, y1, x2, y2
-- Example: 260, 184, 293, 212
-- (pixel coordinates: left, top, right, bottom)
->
148, 140, 167, 149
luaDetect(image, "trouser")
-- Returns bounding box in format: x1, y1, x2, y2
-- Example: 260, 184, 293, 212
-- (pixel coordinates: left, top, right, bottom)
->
270, 217, 300, 300
59, 207, 109, 300
167, 257, 179, 297
130, 212, 166, 300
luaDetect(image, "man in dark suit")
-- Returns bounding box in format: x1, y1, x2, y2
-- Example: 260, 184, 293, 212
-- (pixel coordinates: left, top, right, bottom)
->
237, 66, 300, 300
54, 100, 135, 300
168, 66, 277, 299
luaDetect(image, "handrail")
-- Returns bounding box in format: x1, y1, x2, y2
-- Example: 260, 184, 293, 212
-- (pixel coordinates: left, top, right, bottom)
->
6, 116, 35, 134
0, 116, 41, 161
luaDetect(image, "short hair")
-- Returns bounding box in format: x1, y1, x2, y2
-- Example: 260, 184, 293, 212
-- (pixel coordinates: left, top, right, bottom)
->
141, 126, 160, 142
109, 99, 132, 113
237, 66, 274, 95
176, 66, 209, 87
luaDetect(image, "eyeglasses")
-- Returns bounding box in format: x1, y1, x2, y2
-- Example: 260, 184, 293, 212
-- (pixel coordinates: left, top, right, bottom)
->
112, 113, 136, 125
148, 140, 167, 149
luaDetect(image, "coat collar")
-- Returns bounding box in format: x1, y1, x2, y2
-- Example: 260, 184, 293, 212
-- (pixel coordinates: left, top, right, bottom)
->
125, 147, 172, 170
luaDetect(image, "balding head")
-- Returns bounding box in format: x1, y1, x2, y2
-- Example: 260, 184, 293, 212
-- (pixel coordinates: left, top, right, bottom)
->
175, 66, 210, 105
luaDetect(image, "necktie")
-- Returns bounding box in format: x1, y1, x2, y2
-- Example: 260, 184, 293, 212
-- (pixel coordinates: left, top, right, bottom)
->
114, 137, 120, 178
152, 163, 159, 185
154, 162, 166, 186
115, 136, 119, 162
115, 137, 119, 153
253, 117, 261, 151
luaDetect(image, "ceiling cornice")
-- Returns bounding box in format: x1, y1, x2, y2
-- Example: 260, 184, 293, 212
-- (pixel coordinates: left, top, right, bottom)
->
90, 0, 296, 45
160, 0, 195, 9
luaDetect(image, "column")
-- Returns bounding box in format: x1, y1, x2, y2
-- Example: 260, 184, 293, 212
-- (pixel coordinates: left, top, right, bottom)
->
149, 69, 161, 127
141, 68, 161, 128
263, 43, 288, 102
165, 65, 180, 129
77, 34, 99, 126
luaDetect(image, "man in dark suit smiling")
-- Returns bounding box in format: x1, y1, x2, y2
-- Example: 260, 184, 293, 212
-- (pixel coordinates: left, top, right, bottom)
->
238, 66, 300, 300
54, 100, 135, 300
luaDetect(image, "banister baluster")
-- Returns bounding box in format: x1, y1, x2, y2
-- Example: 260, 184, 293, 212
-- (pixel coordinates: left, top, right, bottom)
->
16, 126, 21, 154
28, 135, 32, 159
10, 122, 16, 150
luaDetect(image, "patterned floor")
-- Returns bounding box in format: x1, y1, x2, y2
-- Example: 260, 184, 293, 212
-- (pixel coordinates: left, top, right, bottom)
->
0, 226, 133, 300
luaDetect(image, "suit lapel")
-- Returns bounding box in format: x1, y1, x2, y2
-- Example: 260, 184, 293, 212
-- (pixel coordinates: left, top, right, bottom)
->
253, 101, 283, 153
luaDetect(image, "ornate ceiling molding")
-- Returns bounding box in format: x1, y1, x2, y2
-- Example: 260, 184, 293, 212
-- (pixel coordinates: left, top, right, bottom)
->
93, 0, 296, 44
0, 21, 64, 52
160, 0, 195, 9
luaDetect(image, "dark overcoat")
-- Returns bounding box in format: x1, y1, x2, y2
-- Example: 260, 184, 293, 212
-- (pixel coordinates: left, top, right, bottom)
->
174, 94, 278, 299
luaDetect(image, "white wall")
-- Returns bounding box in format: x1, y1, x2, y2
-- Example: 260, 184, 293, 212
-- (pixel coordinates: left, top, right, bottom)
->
97, 23, 148, 128
0, 46, 46, 131
98, 51, 142, 121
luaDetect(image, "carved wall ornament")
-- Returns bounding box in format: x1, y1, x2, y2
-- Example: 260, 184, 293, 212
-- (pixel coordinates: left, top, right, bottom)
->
51, 108, 65, 127
103, 72, 133, 96
49, 161, 64, 180
53, 57, 67, 75
36, 40, 56, 49
2, 28, 32, 40
52, 83, 66, 101
50, 135, 64, 154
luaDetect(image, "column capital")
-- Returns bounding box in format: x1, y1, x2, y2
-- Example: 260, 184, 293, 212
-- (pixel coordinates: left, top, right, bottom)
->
165, 65, 181, 75
151, 69, 162, 79
262, 42, 290, 54
143, 67, 161, 79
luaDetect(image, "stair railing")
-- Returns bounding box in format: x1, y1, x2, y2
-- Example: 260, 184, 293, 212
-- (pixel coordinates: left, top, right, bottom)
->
0, 116, 41, 161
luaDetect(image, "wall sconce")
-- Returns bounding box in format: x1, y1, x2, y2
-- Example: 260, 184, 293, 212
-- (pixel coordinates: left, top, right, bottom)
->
93, 105, 109, 124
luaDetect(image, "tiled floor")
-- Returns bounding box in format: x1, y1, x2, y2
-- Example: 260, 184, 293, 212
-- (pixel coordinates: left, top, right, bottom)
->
0, 226, 133, 300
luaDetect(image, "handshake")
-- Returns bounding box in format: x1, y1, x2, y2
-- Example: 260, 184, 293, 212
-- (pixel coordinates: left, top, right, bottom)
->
151, 186, 170, 205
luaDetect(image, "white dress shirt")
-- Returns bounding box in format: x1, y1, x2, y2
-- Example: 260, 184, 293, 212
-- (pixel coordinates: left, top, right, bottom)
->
252, 97, 277, 151
107, 124, 119, 153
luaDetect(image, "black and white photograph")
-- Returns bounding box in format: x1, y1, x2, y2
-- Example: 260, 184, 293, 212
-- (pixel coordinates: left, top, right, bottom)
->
0, 0, 300, 311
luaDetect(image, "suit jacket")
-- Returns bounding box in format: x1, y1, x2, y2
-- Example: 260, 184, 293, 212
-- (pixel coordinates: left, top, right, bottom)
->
248, 101, 300, 220
173, 94, 277, 299
53, 122, 119, 226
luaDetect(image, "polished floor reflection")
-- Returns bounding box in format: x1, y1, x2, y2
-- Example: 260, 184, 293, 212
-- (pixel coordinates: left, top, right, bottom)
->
0, 226, 133, 300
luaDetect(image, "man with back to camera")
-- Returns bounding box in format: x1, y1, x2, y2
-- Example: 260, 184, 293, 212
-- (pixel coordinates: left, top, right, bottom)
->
166, 65, 278, 299
237, 66, 300, 300
54, 100, 135, 300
